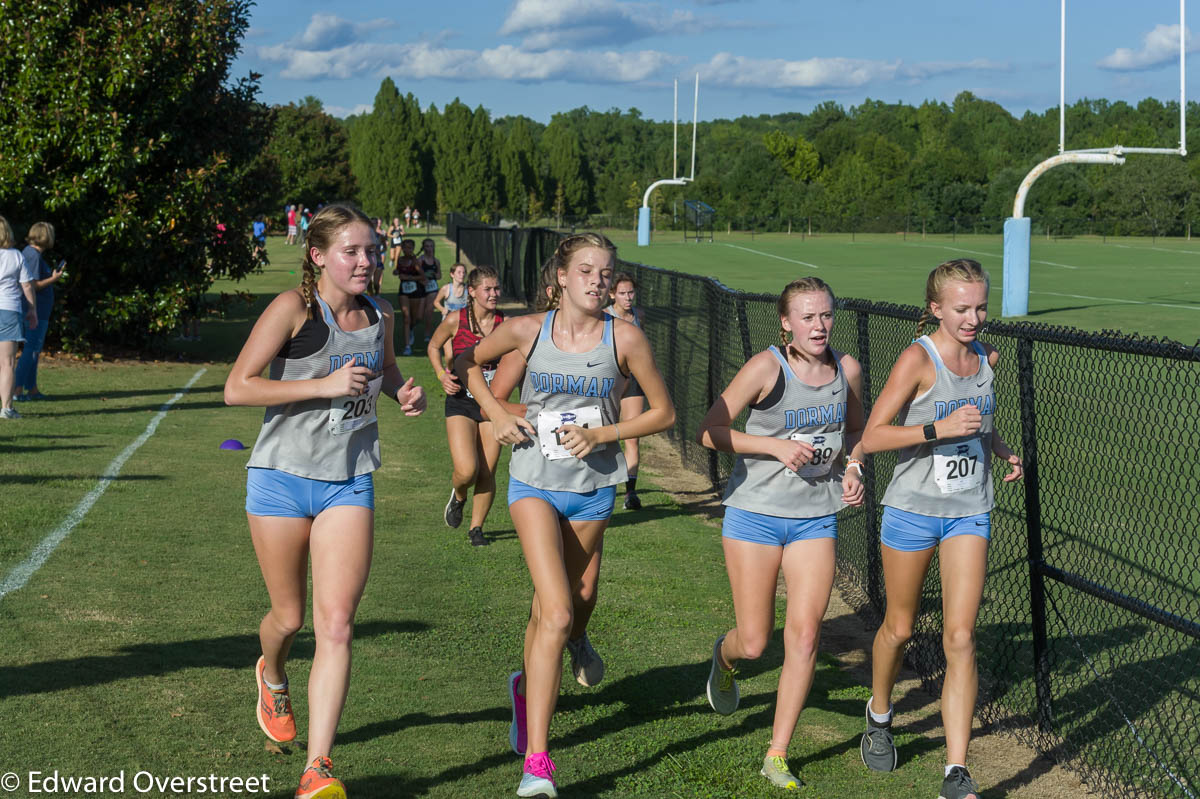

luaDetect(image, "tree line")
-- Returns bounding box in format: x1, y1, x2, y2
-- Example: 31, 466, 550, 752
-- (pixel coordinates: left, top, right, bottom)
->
277, 79, 1200, 239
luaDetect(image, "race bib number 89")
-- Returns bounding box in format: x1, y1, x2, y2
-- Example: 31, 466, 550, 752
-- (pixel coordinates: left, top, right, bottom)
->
788, 431, 843, 479
933, 438, 985, 493
329, 376, 383, 435
537, 405, 604, 460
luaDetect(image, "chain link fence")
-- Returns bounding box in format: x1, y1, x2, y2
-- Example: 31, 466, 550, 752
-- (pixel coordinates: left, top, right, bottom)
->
453, 217, 1200, 799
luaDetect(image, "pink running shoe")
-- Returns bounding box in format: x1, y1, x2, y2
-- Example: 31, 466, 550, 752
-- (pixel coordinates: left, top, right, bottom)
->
509, 671, 527, 755
517, 752, 557, 798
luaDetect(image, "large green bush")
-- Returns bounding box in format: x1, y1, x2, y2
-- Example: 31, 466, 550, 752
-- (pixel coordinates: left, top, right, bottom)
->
0, 1, 274, 349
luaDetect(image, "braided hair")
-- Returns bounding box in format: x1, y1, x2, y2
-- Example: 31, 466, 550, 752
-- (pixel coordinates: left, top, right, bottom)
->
776, 276, 835, 354
465, 265, 500, 337
299, 203, 373, 319
916, 259, 989, 338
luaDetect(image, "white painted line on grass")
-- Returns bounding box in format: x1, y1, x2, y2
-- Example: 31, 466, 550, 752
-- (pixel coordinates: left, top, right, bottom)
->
1112, 243, 1200, 256
721, 242, 823, 269
0, 368, 207, 602
1029, 291, 1200, 312
912, 242, 1084, 267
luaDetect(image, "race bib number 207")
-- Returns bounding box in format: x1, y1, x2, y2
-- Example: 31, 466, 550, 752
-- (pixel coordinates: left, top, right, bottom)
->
933, 438, 985, 493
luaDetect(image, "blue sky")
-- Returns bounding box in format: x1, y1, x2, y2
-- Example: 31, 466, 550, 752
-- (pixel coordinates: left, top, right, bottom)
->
235, 0, 1195, 133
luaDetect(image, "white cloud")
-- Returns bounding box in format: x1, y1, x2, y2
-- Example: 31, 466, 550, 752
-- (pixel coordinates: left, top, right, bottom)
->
293, 13, 396, 50
500, 0, 730, 50
899, 59, 1011, 81
325, 103, 375, 119
258, 39, 681, 84
1098, 24, 1194, 71
699, 53, 1010, 91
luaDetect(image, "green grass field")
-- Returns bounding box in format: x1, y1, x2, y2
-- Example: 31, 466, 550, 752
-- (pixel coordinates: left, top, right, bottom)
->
602, 230, 1200, 345
0, 238, 992, 799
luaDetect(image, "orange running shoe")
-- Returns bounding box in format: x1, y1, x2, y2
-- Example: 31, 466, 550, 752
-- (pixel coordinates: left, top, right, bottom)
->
255, 655, 296, 742
295, 756, 346, 799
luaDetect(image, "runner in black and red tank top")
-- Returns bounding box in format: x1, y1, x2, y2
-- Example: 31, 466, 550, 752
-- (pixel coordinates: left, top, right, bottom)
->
426, 265, 504, 546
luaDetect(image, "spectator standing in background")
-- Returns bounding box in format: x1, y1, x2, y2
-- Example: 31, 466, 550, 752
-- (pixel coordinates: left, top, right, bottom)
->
412, 208, 421, 229
14, 222, 64, 401
286, 205, 297, 246
0, 215, 36, 419
404, 205, 412, 228
300, 209, 311, 249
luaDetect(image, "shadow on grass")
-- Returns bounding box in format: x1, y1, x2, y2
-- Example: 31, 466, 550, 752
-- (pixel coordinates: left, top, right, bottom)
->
45, 400, 229, 417
0, 473, 166, 485
0, 443, 107, 455
0, 620, 430, 699
44, 385, 225, 402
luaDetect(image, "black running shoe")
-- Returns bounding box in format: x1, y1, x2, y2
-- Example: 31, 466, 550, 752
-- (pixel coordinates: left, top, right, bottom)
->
467, 526, 489, 546
623, 491, 642, 510
860, 700, 897, 772
444, 488, 465, 528
939, 766, 980, 799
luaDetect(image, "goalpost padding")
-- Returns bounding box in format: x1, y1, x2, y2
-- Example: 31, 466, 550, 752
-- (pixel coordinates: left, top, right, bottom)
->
637, 207, 651, 247
1003, 217, 1031, 317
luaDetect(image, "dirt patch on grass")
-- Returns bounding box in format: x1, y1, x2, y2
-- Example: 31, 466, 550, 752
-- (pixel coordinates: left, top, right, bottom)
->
637, 432, 1093, 799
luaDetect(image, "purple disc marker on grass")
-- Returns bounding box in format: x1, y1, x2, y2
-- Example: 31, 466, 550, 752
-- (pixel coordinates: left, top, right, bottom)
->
220, 439, 246, 450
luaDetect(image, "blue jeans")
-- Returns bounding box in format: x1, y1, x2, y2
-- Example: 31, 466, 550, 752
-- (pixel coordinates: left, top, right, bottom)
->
15, 310, 49, 392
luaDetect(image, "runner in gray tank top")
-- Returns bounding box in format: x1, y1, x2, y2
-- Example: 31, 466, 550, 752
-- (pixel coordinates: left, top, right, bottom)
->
456, 233, 675, 799
697, 277, 867, 790
858, 260, 1023, 799
225, 204, 426, 799
485, 262, 611, 691
606, 271, 650, 510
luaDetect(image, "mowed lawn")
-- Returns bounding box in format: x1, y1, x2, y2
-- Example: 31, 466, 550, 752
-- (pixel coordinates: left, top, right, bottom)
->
603, 230, 1200, 345
0, 237, 982, 799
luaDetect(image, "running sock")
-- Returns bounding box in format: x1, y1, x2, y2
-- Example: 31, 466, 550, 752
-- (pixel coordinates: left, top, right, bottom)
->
264, 676, 287, 691
868, 697, 893, 725
945, 764, 966, 777
626, 477, 638, 493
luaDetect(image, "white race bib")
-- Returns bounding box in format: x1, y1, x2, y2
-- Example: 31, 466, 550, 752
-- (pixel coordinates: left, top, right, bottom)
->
401, 280, 417, 294
537, 405, 604, 460
425, 278, 439, 293
328, 376, 382, 435
465, 367, 495, 400
788, 431, 844, 479
933, 437, 986, 493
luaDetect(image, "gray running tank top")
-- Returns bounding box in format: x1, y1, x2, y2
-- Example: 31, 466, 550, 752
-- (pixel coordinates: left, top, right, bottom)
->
881, 336, 995, 517
723, 346, 848, 518
606, 306, 641, 327
509, 310, 628, 491
246, 291, 385, 481
444, 284, 469, 311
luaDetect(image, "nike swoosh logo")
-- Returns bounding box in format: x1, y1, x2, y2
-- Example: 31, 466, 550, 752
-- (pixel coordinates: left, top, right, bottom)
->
354, 488, 369, 494
831, 388, 842, 395
974, 521, 986, 526
977, 381, 989, 388
586, 360, 604, 368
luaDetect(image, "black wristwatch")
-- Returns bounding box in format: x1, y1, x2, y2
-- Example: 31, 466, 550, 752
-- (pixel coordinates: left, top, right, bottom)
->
923, 422, 938, 442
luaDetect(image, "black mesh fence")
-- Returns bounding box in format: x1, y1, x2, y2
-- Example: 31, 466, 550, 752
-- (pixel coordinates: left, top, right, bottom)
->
454, 220, 1200, 799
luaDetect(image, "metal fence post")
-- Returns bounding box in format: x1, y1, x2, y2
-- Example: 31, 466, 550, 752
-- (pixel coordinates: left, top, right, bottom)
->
706, 285, 721, 485
735, 297, 754, 362
856, 310, 882, 608
1017, 336, 1053, 733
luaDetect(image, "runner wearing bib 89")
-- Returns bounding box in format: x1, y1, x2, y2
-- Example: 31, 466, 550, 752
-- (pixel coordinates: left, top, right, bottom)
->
426, 265, 505, 547
697, 277, 867, 791
225, 203, 427, 799
858, 259, 1022, 799
456, 233, 675, 799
